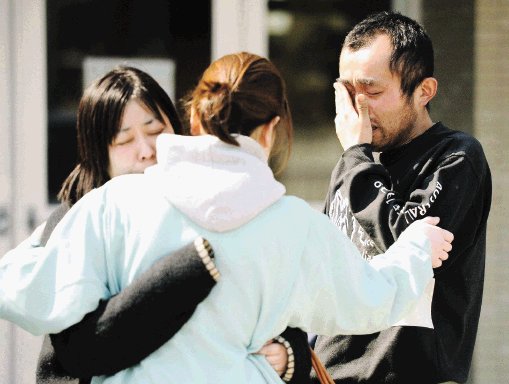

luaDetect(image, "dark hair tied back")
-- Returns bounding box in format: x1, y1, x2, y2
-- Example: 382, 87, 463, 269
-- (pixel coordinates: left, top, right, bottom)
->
200, 81, 237, 145
187, 52, 293, 175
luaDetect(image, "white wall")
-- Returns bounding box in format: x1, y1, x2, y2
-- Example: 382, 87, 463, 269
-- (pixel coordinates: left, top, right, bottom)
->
212, 0, 268, 60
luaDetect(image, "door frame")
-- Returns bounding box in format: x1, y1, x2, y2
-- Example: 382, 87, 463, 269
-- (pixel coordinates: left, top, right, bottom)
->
1, 0, 49, 250
0, 0, 47, 383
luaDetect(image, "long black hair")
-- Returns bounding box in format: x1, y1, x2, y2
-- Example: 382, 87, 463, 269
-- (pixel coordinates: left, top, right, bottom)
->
58, 66, 184, 205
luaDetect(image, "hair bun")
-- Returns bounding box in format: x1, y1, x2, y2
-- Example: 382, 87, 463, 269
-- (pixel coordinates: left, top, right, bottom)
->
207, 81, 232, 98
196, 81, 234, 135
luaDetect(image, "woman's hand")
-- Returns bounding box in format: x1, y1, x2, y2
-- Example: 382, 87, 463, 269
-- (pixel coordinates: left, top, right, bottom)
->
405, 216, 454, 268
257, 339, 288, 376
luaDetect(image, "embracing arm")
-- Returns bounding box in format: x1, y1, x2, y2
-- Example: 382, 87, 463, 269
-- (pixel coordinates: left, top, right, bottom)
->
0, 194, 110, 335
287, 211, 451, 336
50, 238, 217, 378
24, 201, 218, 380
0, 189, 218, 370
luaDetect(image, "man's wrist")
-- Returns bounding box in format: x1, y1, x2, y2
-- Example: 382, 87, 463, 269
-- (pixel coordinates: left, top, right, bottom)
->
341, 142, 374, 157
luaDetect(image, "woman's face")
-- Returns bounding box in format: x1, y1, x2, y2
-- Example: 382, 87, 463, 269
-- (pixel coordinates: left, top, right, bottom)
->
108, 99, 174, 178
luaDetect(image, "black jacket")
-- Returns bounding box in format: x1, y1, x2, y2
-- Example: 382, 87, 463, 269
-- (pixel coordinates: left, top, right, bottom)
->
313, 123, 491, 383
36, 203, 217, 383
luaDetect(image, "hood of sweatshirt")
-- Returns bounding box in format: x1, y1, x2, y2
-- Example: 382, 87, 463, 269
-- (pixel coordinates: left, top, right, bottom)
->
145, 134, 286, 232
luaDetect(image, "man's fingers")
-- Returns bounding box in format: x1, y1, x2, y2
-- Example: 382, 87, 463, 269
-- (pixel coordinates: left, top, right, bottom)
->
443, 242, 452, 252
355, 93, 369, 120
334, 81, 354, 114
333, 80, 373, 149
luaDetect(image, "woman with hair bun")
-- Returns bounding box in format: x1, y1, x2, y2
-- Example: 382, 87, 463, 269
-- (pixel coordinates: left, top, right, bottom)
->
10, 65, 306, 384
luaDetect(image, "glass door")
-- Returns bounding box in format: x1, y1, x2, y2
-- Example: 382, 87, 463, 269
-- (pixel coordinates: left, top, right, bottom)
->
46, 0, 212, 202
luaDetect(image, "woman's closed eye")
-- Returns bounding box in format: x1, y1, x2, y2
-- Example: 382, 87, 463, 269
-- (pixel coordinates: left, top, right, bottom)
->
113, 135, 133, 146
148, 127, 165, 136
145, 119, 167, 135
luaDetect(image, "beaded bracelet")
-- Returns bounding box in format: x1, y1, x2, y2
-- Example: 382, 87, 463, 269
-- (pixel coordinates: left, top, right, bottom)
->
194, 237, 220, 282
274, 335, 295, 382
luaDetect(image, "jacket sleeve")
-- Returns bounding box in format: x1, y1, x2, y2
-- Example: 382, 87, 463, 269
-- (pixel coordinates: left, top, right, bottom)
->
287, 210, 435, 336
0, 190, 110, 336
325, 143, 491, 274
49, 241, 217, 378
36, 335, 77, 384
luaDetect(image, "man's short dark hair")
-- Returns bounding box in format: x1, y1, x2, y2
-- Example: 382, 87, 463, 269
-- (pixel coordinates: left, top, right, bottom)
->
343, 11, 434, 101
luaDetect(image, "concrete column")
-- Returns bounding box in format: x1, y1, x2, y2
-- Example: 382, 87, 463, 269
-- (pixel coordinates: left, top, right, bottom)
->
211, 0, 268, 60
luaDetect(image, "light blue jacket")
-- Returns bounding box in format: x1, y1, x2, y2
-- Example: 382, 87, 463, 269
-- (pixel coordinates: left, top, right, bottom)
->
0, 135, 434, 383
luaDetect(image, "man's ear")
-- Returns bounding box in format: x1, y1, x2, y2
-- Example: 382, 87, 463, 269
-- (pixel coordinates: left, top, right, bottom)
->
417, 77, 438, 107
190, 107, 202, 136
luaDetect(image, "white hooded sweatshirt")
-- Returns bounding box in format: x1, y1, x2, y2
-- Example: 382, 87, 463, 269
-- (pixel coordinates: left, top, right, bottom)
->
0, 134, 434, 383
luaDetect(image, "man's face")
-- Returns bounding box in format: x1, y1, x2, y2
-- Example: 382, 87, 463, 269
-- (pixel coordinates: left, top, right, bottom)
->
339, 34, 419, 151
